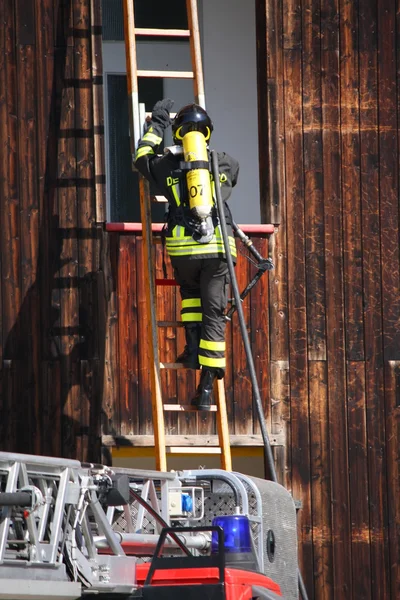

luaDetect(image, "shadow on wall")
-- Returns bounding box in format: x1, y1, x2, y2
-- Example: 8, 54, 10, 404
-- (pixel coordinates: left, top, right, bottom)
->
0, 0, 113, 463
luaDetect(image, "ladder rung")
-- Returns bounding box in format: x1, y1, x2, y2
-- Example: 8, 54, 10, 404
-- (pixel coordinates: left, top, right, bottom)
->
146, 113, 177, 120
160, 362, 197, 369
137, 70, 194, 79
164, 404, 217, 412
167, 447, 222, 455
135, 28, 190, 38
157, 321, 184, 327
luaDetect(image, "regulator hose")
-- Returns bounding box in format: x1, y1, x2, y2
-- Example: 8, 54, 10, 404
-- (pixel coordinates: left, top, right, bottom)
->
210, 150, 309, 600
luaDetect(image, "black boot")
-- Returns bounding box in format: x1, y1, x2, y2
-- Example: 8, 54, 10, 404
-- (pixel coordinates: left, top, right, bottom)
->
191, 368, 217, 411
176, 324, 201, 369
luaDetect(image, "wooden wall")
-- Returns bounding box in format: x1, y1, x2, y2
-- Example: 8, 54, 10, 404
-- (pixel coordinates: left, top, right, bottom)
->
256, 0, 400, 598
101, 232, 273, 450
0, 0, 106, 461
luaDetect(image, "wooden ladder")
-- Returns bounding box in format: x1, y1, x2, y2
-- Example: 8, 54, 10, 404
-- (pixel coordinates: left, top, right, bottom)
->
122, 0, 232, 472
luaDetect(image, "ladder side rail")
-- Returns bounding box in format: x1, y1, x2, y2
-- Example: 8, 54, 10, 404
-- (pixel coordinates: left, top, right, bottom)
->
18, 464, 43, 562
186, 0, 206, 107
123, 0, 167, 470
123, 0, 141, 150
149, 479, 166, 533
81, 507, 98, 560
48, 467, 73, 564
160, 479, 171, 531
0, 462, 19, 562
134, 479, 151, 533
214, 380, 232, 471
36, 478, 53, 543
89, 488, 126, 556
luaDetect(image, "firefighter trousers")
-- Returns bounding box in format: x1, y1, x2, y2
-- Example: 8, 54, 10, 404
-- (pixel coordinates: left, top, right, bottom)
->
170, 257, 230, 376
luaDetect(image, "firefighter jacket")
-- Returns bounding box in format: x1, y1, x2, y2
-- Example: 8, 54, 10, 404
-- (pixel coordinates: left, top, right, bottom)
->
134, 122, 239, 261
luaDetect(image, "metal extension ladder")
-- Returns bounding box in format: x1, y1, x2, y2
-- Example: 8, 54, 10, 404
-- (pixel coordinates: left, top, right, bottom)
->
122, 0, 232, 471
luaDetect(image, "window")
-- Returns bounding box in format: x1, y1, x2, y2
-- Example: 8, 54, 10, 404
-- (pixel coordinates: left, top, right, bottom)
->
102, 0, 261, 224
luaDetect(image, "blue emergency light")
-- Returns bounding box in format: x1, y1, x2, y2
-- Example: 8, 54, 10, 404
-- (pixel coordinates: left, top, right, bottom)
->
211, 514, 252, 554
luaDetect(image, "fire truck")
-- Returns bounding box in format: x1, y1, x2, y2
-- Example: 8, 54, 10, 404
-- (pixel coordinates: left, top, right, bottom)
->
0, 451, 299, 599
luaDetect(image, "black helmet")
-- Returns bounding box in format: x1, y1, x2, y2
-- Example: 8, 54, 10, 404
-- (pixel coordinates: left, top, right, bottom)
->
172, 103, 213, 143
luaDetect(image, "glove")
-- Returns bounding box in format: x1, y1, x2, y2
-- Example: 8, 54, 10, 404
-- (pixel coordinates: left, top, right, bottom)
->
151, 98, 174, 129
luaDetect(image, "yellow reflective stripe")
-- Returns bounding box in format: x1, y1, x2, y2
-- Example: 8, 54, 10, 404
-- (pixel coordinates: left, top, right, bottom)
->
136, 146, 155, 159
142, 132, 162, 145
172, 184, 181, 207
166, 244, 237, 255
182, 298, 201, 308
199, 340, 225, 351
166, 239, 236, 248
182, 313, 202, 322
199, 356, 226, 368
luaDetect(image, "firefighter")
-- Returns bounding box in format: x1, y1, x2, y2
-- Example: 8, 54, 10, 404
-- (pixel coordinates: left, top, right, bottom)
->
134, 99, 239, 410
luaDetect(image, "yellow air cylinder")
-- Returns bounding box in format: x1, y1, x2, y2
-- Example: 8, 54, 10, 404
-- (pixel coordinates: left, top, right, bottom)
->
182, 130, 213, 220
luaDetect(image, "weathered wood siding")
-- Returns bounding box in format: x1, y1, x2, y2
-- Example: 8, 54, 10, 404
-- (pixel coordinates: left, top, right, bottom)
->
0, 0, 106, 461
102, 233, 272, 447
256, 0, 400, 598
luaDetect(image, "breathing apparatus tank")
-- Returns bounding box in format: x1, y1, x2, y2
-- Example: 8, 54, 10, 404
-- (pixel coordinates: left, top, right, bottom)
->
182, 130, 214, 242
172, 104, 215, 243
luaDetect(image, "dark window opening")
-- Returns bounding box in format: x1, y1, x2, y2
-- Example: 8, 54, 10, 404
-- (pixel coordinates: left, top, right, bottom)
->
107, 74, 166, 222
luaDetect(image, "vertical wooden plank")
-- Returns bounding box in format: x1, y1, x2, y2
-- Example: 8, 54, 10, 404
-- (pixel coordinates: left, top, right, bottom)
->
320, 0, 352, 596
251, 237, 271, 435
15, 0, 40, 451
0, 0, 11, 364
136, 236, 153, 436
347, 362, 371, 599
55, 1, 80, 458
341, 0, 363, 361
309, 362, 333, 599
118, 236, 138, 436
74, 0, 98, 361
223, 265, 234, 436
265, 0, 289, 488
379, 0, 400, 360
0, 361, 19, 452
232, 248, 253, 436
255, 0, 269, 223
61, 354, 79, 459
283, 0, 312, 590
360, 0, 391, 597
90, 0, 106, 223
270, 360, 289, 487
88, 358, 102, 462
80, 358, 101, 462
41, 361, 62, 457
100, 231, 120, 461
1, 0, 21, 363
384, 361, 400, 599
302, 0, 326, 361
35, 0, 57, 433
260, 0, 285, 224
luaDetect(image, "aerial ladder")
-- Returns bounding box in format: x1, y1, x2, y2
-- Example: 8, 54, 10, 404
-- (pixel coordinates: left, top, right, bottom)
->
122, 0, 231, 471
0, 450, 300, 599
